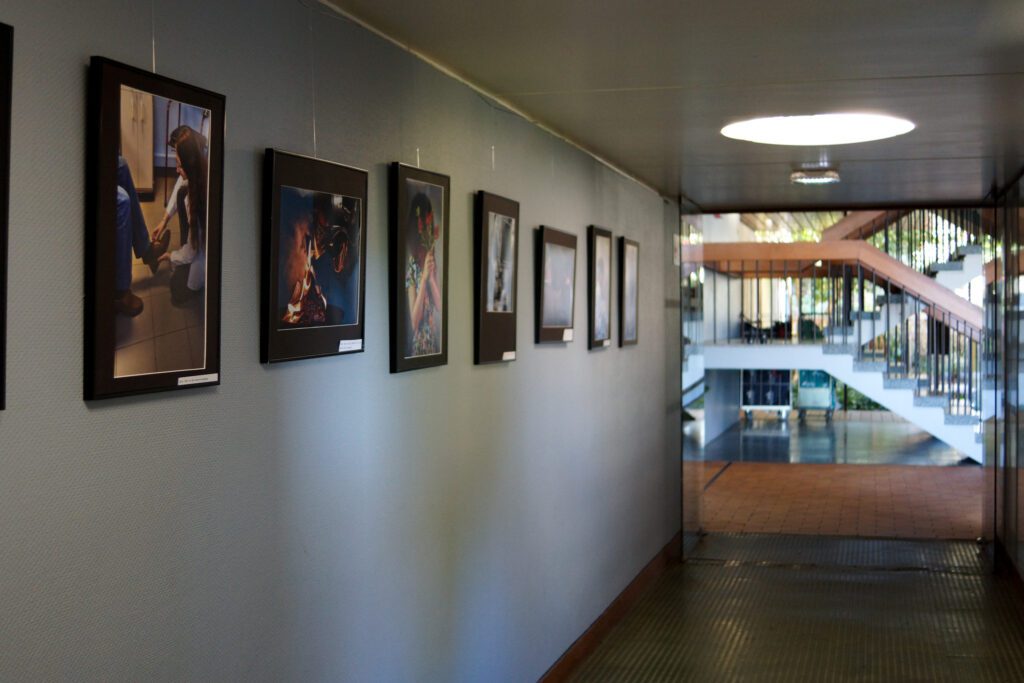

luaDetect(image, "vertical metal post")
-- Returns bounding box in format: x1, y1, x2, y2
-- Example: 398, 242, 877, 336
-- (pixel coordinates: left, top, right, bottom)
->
726, 272, 731, 343
755, 259, 760, 336
712, 268, 717, 345
857, 264, 863, 357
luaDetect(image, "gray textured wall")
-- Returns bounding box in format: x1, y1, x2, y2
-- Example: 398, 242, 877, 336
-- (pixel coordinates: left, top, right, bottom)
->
0, 1, 681, 680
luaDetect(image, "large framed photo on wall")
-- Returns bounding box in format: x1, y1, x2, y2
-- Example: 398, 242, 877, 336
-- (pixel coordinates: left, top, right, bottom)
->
389, 162, 450, 373
85, 58, 225, 400
588, 225, 612, 349
536, 226, 577, 344
261, 150, 367, 363
0, 23, 10, 409
474, 191, 519, 363
619, 237, 639, 346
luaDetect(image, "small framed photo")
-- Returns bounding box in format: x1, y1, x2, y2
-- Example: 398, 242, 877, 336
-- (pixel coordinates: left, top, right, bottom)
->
389, 162, 450, 373
536, 226, 577, 344
261, 150, 367, 363
85, 57, 225, 400
588, 225, 612, 349
0, 23, 10, 409
474, 191, 519, 363
619, 237, 639, 346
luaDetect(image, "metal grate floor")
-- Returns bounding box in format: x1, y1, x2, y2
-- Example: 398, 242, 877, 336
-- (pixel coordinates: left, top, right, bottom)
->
571, 534, 1024, 682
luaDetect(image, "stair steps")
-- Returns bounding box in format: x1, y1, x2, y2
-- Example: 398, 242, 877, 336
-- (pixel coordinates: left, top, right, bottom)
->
700, 343, 982, 461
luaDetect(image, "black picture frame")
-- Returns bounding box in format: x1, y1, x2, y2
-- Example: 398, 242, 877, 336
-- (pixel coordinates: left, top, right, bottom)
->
535, 226, 577, 344
474, 191, 519, 364
388, 162, 450, 373
85, 57, 225, 400
0, 24, 10, 410
587, 225, 613, 349
261, 149, 368, 363
619, 237, 639, 346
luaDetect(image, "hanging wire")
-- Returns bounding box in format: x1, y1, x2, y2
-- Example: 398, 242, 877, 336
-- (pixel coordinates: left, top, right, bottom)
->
308, 5, 318, 158
150, 0, 157, 73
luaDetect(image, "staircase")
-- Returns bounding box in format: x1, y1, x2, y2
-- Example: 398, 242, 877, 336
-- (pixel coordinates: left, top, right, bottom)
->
929, 244, 985, 291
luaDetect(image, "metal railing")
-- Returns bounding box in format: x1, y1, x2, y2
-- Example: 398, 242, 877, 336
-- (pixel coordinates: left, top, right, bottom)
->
851, 208, 987, 275
695, 259, 982, 419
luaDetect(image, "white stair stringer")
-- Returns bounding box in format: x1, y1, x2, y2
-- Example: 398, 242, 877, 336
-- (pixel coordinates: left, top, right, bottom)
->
930, 246, 985, 291
702, 343, 981, 462
834, 295, 925, 346
682, 350, 705, 401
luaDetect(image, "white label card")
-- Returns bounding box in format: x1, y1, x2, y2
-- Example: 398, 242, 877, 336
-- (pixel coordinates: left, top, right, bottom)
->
562, 329, 574, 342
338, 339, 364, 353
178, 373, 218, 386
602, 339, 610, 347
502, 351, 516, 361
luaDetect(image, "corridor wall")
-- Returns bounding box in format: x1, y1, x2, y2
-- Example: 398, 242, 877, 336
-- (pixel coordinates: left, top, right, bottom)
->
0, 1, 681, 680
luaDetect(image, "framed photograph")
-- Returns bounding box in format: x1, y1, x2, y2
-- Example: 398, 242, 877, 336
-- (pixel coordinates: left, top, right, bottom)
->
536, 226, 577, 344
474, 191, 519, 364
261, 150, 367, 363
388, 162, 449, 373
85, 57, 225, 400
588, 225, 612, 349
619, 237, 639, 346
0, 24, 10, 409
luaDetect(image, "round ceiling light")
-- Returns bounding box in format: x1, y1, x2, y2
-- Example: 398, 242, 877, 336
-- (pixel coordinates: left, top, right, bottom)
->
790, 169, 840, 185
721, 113, 915, 146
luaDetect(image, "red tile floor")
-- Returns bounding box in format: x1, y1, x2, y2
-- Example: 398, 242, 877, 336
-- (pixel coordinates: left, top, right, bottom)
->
702, 461, 983, 540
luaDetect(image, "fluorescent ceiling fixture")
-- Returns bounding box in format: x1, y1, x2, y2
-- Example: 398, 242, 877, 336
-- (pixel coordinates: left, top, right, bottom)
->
721, 113, 915, 146
791, 169, 840, 185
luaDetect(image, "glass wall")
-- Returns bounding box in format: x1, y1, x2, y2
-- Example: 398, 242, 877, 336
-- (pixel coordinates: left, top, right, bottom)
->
991, 178, 1023, 568
680, 214, 704, 554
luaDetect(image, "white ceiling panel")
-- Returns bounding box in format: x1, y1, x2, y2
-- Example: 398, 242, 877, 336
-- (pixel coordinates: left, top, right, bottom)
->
326, 0, 1024, 207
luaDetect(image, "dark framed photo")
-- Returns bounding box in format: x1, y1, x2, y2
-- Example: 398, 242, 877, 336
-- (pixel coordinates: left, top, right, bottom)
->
474, 191, 519, 363
536, 226, 577, 344
389, 162, 449, 373
588, 225, 612, 349
85, 57, 225, 400
261, 150, 367, 363
619, 237, 639, 346
0, 24, 10, 409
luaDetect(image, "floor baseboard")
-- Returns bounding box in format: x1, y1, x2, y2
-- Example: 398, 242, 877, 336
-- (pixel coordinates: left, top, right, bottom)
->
539, 531, 682, 682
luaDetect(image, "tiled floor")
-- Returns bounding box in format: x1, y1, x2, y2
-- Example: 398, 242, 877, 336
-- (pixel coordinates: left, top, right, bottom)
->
114, 177, 206, 377
571, 534, 1024, 682
703, 461, 983, 540
702, 414, 968, 466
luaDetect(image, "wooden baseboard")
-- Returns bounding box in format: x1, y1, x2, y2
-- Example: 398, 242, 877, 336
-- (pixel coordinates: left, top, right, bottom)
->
539, 531, 683, 682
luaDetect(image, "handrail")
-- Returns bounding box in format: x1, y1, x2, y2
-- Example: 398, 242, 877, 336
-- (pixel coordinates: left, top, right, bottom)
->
681, 241, 983, 331
819, 208, 990, 275
820, 210, 895, 241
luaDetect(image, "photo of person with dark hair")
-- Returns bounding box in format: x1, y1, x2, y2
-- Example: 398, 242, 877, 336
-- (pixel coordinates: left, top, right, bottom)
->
403, 178, 445, 358
276, 186, 361, 329
113, 85, 211, 378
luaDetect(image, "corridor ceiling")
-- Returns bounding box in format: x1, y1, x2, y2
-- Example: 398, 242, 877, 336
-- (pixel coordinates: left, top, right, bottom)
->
324, 0, 1024, 210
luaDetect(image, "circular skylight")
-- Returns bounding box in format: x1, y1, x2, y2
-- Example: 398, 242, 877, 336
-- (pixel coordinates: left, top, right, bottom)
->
721, 113, 915, 146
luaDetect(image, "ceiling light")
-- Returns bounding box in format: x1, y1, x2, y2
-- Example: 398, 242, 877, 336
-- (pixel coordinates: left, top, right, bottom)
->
721, 113, 915, 146
791, 169, 840, 185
